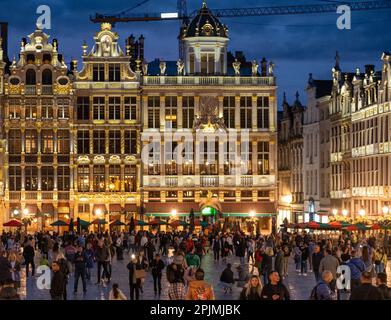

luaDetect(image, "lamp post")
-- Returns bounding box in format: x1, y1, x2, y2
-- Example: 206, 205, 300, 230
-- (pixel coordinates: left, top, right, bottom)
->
342, 209, 348, 217
358, 208, 365, 217
382, 206, 389, 216
332, 208, 338, 216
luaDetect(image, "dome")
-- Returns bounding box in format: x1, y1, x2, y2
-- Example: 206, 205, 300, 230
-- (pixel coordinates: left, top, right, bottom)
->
181, 1, 228, 39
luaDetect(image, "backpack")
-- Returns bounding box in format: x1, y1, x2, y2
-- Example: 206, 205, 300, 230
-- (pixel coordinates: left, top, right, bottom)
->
310, 284, 319, 300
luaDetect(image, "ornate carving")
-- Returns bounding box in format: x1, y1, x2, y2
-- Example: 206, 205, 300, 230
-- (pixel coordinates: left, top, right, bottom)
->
251, 60, 259, 76
268, 61, 275, 76
194, 96, 226, 132
159, 61, 166, 76
177, 59, 184, 75
232, 59, 241, 76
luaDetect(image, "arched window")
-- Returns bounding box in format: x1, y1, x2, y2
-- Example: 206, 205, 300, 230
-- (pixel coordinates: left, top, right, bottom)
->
26, 69, 36, 85
42, 69, 52, 85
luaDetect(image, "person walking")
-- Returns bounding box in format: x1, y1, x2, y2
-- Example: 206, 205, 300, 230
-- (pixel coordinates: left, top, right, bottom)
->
312, 244, 324, 283
84, 242, 94, 281
150, 253, 165, 295
376, 272, 391, 300
50, 261, 66, 300
23, 240, 35, 277
311, 270, 337, 300
274, 246, 284, 280
260, 247, 273, 286
95, 240, 110, 285
212, 236, 221, 262
127, 255, 142, 300
319, 249, 340, 291
73, 246, 87, 295
8, 252, 21, 289
0, 250, 12, 286
282, 245, 291, 278
239, 275, 263, 300
299, 242, 309, 276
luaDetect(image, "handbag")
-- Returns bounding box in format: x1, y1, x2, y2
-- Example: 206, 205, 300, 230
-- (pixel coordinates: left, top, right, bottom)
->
135, 269, 146, 279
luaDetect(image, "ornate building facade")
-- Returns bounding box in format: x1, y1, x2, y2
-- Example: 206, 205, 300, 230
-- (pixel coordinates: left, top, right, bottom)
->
277, 92, 305, 224
0, 2, 278, 233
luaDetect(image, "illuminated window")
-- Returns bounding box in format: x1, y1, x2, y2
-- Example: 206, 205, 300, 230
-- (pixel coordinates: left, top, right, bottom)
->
257, 141, 270, 175
25, 129, 38, 154
182, 96, 194, 129
25, 99, 37, 119
57, 130, 70, 154
41, 166, 54, 191
25, 166, 38, 191
223, 97, 235, 129
9, 166, 21, 191
109, 165, 121, 192
165, 96, 177, 129
57, 166, 70, 191
93, 165, 105, 192
77, 165, 90, 192
148, 96, 160, 128
57, 98, 70, 119
41, 130, 54, 154
9, 99, 21, 119
8, 130, 21, 154
124, 165, 136, 192
93, 97, 105, 120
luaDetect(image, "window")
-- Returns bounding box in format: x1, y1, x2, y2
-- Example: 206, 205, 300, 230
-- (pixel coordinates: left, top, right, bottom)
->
8, 130, 21, 154
93, 130, 106, 154
201, 53, 215, 74
200, 140, 218, 175
41, 99, 53, 119
9, 99, 21, 119
182, 141, 194, 175
240, 97, 252, 129
241, 141, 252, 175
57, 166, 70, 191
257, 97, 269, 129
165, 141, 178, 175
9, 166, 21, 191
124, 130, 137, 154
148, 141, 160, 175
26, 69, 36, 85
41, 130, 54, 154
42, 69, 52, 85
77, 165, 90, 192
93, 165, 105, 192
124, 97, 137, 120
108, 64, 121, 81
25, 99, 37, 119
25, 130, 38, 154
124, 165, 136, 192
93, 97, 105, 120
57, 98, 70, 119
257, 141, 270, 175
182, 96, 194, 129
148, 97, 160, 128
165, 96, 177, 129
41, 166, 54, 191
108, 165, 121, 192
57, 130, 70, 154
224, 141, 237, 175
223, 97, 235, 128
108, 97, 121, 120
78, 204, 90, 214
77, 131, 90, 154
93, 64, 105, 81
25, 166, 38, 190
77, 97, 90, 120
109, 130, 121, 154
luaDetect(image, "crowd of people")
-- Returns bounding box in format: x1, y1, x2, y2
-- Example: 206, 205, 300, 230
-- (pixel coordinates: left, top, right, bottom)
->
0, 226, 390, 300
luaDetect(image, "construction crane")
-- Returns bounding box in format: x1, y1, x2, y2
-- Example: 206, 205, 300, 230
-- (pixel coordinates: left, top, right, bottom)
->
91, 0, 391, 24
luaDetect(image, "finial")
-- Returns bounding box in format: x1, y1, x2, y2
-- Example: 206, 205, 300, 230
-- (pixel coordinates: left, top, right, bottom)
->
202, 1, 207, 8
283, 92, 287, 103
295, 91, 300, 101
82, 40, 88, 56
334, 51, 340, 70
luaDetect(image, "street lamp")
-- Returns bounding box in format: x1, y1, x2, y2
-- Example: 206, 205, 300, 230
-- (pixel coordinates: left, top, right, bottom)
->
249, 210, 255, 218
23, 208, 29, 217
358, 209, 365, 217
382, 206, 389, 215
332, 208, 338, 216
171, 209, 177, 217
13, 209, 19, 217
342, 209, 348, 217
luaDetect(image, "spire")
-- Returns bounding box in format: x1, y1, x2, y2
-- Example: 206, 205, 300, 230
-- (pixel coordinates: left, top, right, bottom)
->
202, 1, 207, 8
283, 92, 287, 104
334, 51, 340, 71
292, 91, 303, 111
308, 73, 315, 87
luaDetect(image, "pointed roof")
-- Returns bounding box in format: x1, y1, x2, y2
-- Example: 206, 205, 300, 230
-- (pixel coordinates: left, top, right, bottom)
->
292, 91, 304, 111
181, 1, 228, 39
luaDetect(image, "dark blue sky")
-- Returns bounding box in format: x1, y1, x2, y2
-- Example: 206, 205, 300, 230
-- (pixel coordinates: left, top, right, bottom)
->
1, 0, 391, 107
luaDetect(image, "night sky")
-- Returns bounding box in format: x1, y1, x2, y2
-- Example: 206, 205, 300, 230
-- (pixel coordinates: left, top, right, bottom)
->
1, 0, 391, 107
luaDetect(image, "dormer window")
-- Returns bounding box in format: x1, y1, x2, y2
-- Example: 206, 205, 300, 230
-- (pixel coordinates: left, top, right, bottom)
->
108, 64, 120, 82
93, 64, 105, 82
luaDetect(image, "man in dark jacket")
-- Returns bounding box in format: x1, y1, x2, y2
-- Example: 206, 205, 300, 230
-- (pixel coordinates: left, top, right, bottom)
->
150, 254, 165, 295
261, 271, 290, 300
23, 241, 35, 277
73, 246, 87, 294
274, 246, 284, 280
345, 250, 366, 292
350, 271, 384, 300
95, 241, 110, 284
299, 243, 309, 276
0, 250, 12, 286
376, 272, 391, 300
127, 255, 143, 300
212, 236, 221, 262
220, 263, 235, 293
50, 261, 66, 300
312, 244, 324, 283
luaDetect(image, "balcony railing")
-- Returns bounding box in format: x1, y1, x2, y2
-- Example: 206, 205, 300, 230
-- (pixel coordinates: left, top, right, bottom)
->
200, 176, 219, 187
42, 192, 53, 200
41, 85, 53, 95
25, 192, 37, 200
9, 192, 21, 200
143, 76, 275, 86
241, 176, 253, 187
25, 85, 36, 95
165, 176, 178, 187
58, 192, 70, 200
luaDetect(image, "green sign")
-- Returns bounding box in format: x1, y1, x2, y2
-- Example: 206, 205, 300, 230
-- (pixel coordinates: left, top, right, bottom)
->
201, 206, 217, 216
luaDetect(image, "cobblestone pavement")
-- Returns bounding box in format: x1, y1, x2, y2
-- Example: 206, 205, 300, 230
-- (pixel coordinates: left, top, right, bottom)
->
19, 249, 391, 300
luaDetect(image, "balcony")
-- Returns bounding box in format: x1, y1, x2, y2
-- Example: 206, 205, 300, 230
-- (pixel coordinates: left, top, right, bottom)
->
25, 85, 36, 95
143, 76, 275, 86
42, 192, 53, 200
9, 192, 21, 200
165, 176, 178, 187
25, 192, 37, 200
58, 192, 70, 200
241, 176, 253, 187
41, 85, 53, 95
200, 176, 219, 187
